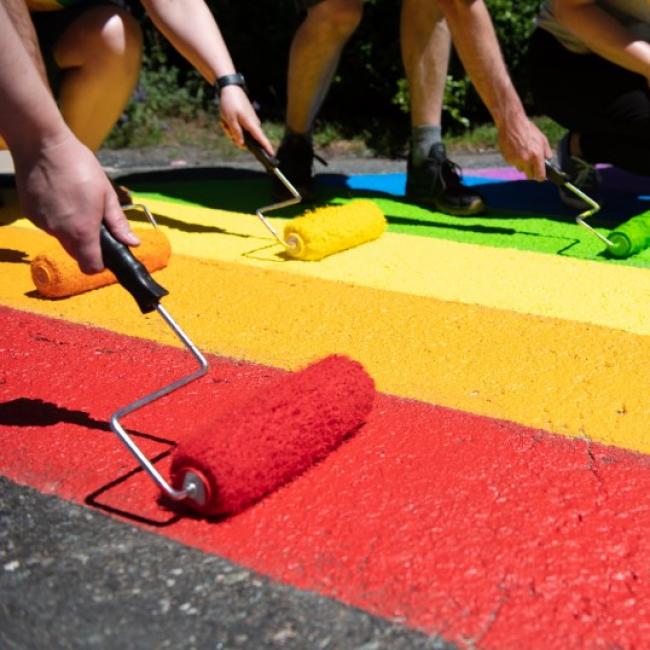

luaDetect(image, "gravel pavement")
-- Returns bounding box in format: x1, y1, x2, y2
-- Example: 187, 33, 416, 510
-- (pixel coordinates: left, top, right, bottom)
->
96, 145, 506, 177
0, 478, 454, 650
0, 145, 506, 178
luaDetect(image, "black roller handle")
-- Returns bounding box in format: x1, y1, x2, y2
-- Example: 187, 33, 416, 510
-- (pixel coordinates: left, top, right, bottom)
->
545, 160, 569, 189
100, 224, 169, 314
243, 131, 279, 175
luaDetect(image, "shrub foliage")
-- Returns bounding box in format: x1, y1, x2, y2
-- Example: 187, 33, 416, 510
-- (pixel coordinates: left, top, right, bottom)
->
108, 0, 541, 153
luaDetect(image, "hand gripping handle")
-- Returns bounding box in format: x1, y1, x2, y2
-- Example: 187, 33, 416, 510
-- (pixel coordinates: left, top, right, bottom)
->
545, 160, 569, 188
243, 131, 279, 175
99, 224, 169, 314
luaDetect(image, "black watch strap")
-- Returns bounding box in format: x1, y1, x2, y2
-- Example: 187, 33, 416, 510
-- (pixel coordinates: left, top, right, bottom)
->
215, 72, 247, 96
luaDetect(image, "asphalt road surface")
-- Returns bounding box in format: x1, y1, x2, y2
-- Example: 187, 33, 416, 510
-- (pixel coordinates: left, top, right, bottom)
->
0, 478, 455, 650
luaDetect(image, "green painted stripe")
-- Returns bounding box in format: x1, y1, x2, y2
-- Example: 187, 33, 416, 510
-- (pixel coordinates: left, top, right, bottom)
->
129, 178, 650, 270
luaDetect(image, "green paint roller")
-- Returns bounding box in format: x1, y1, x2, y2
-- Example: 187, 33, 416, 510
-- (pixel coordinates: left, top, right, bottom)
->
544, 160, 612, 247
545, 161, 650, 259
605, 214, 650, 259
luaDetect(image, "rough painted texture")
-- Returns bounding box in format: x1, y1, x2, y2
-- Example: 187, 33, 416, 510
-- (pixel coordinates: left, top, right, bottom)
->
30, 227, 170, 298
2, 171, 650, 649
5, 205, 650, 336
2, 308, 650, 649
125, 174, 650, 267
283, 200, 386, 260
171, 355, 375, 515
0, 225, 647, 454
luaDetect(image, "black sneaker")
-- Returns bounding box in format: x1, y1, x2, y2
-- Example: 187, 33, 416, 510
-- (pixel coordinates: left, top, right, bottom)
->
405, 142, 485, 216
557, 133, 601, 210
273, 133, 323, 202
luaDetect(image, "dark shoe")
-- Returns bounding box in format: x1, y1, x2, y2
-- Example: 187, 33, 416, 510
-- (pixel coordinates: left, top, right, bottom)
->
557, 133, 601, 210
274, 133, 325, 201
406, 142, 485, 216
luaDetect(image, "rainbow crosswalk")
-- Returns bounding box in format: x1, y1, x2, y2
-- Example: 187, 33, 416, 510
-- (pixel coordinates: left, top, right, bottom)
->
1, 169, 650, 649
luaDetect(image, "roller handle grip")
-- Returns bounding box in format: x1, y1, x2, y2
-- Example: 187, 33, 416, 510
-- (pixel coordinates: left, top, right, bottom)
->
100, 224, 169, 314
243, 131, 279, 175
545, 160, 569, 188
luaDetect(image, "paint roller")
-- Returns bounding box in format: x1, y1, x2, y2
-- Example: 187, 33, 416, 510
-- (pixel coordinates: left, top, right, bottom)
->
545, 161, 650, 258
31, 204, 171, 298
545, 160, 610, 246
98, 221, 375, 515
604, 214, 650, 259
244, 132, 386, 260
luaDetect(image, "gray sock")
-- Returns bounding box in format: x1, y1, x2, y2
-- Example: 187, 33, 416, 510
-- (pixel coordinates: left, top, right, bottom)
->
411, 125, 442, 166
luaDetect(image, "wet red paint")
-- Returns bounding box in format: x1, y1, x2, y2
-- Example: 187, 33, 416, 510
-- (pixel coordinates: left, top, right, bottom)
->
2, 305, 650, 649
171, 354, 375, 516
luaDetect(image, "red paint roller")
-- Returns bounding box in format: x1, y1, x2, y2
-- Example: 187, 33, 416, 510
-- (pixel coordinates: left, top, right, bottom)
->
99, 223, 375, 516
171, 354, 374, 516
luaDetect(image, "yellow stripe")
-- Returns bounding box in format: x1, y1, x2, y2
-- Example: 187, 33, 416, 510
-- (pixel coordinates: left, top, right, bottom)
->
6, 197, 650, 336
140, 198, 649, 336
1, 224, 648, 455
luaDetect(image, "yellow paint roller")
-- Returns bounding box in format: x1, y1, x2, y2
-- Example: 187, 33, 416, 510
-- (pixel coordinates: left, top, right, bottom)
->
31, 205, 171, 299
244, 133, 386, 260
283, 200, 386, 261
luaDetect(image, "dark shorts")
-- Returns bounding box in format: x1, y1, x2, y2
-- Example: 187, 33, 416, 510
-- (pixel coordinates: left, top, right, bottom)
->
295, 0, 366, 10
295, 0, 325, 8
30, 0, 126, 92
528, 27, 650, 174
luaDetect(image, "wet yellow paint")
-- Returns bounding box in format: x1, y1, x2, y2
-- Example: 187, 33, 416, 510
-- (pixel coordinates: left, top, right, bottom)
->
5, 197, 650, 335
1, 223, 648, 455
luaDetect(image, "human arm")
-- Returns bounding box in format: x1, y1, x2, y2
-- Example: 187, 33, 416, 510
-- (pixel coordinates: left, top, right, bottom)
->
437, 0, 552, 180
553, 0, 650, 81
139, 0, 273, 154
0, 0, 50, 151
0, 0, 138, 273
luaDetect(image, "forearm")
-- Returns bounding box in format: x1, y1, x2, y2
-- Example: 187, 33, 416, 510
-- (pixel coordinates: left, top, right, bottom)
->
3, 0, 49, 86
140, 0, 236, 84
0, 1, 70, 156
436, 0, 527, 129
554, 0, 650, 78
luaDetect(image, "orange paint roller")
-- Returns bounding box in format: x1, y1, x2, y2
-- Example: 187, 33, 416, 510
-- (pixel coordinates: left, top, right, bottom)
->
97, 218, 375, 516
31, 204, 171, 298
244, 133, 386, 260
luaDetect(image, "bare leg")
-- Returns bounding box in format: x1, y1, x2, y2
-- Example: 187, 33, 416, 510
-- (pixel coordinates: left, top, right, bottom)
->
401, 0, 485, 215
54, 6, 142, 152
286, 0, 363, 135
400, 0, 450, 129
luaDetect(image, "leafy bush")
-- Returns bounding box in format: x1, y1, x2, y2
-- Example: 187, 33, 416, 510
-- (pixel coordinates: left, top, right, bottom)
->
107, 0, 543, 152
106, 28, 207, 148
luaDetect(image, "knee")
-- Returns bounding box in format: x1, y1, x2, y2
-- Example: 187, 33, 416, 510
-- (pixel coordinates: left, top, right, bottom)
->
99, 10, 143, 70
312, 0, 363, 39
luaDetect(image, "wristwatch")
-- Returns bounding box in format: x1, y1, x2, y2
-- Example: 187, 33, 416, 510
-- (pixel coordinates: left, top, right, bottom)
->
215, 72, 247, 96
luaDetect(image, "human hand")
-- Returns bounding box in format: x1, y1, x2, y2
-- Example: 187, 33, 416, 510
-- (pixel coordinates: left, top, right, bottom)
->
497, 114, 552, 181
218, 85, 274, 156
11, 131, 139, 274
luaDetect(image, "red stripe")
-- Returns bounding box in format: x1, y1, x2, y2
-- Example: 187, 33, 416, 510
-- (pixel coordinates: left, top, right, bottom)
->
2, 306, 650, 648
